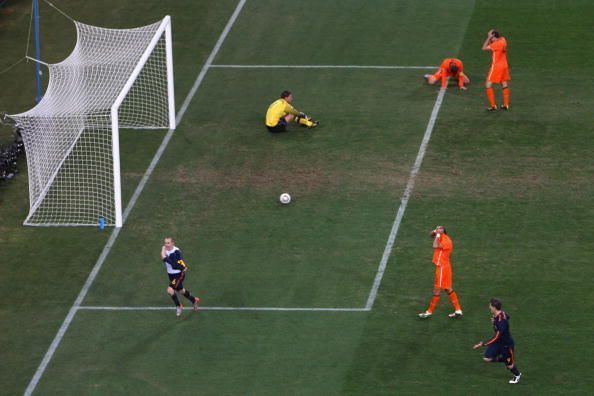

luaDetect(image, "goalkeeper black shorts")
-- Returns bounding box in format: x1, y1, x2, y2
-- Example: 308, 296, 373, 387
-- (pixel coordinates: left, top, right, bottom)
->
266, 118, 287, 133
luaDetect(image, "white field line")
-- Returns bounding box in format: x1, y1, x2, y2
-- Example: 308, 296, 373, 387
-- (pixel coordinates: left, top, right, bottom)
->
79, 86, 446, 315
365, 87, 447, 310
211, 64, 437, 69
80, 306, 369, 312
22, 1, 247, 395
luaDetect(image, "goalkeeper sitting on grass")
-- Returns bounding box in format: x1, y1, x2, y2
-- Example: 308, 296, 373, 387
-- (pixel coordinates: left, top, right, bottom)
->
265, 90, 319, 132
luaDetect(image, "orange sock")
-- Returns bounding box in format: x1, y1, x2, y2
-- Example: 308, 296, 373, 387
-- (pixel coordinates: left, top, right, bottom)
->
448, 291, 462, 311
502, 87, 510, 107
427, 295, 440, 313
486, 87, 496, 107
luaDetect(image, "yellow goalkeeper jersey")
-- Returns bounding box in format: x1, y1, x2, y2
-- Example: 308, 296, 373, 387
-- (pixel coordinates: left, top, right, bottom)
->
265, 98, 300, 127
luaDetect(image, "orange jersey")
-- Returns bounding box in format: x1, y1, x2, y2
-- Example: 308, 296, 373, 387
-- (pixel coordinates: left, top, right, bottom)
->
440, 58, 464, 73
488, 37, 508, 68
434, 58, 466, 88
432, 233, 453, 267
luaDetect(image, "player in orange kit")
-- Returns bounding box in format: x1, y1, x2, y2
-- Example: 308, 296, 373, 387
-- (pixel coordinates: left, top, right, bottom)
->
482, 29, 511, 111
424, 58, 470, 90
419, 226, 463, 319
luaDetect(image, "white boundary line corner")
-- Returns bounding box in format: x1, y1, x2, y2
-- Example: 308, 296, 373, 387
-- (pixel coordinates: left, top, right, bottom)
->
365, 87, 447, 310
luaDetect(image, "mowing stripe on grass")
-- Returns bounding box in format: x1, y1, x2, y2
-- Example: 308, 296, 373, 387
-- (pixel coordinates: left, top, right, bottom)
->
211, 64, 437, 69
80, 306, 369, 312
365, 87, 447, 310
23, 1, 247, 395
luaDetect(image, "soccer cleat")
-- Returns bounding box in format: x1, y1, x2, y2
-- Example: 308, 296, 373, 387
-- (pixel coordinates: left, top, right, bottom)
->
509, 373, 522, 384
486, 106, 498, 112
448, 310, 463, 318
193, 297, 201, 312
418, 311, 432, 319
500, 105, 510, 111
308, 120, 319, 129
176, 304, 183, 317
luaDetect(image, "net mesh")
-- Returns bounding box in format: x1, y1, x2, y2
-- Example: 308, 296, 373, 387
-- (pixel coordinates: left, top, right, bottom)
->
10, 18, 172, 226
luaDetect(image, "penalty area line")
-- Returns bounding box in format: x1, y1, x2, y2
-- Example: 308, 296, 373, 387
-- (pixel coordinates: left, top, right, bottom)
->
80, 306, 369, 312
22, 1, 248, 396
365, 87, 447, 310
210, 64, 437, 70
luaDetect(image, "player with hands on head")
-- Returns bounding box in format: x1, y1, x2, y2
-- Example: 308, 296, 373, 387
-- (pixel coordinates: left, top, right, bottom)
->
424, 58, 470, 90
418, 225, 463, 319
482, 29, 511, 111
473, 298, 522, 384
161, 237, 200, 317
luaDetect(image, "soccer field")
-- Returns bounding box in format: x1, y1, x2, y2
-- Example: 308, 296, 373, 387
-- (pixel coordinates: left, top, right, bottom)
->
1, 0, 594, 394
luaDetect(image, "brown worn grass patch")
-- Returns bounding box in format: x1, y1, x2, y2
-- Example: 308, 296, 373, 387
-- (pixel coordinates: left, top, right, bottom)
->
414, 156, 591, 199
146, 157, 412, 194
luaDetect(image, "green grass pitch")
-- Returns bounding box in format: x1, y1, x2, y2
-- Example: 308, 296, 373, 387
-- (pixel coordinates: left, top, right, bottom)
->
1, 0, 594, 394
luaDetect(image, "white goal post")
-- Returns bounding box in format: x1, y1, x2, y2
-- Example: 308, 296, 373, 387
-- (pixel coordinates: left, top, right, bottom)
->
9, 16, 175, 228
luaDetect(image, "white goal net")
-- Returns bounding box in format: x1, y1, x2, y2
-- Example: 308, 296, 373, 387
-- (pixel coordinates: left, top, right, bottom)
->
9, 16, 175, 227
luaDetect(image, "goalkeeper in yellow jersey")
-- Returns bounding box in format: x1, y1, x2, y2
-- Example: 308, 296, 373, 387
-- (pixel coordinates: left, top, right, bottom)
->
265, 90, 319, 132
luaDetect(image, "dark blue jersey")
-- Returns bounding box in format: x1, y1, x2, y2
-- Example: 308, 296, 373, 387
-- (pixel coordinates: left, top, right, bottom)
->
484, 311, 514, 347
163, 247, 187, 274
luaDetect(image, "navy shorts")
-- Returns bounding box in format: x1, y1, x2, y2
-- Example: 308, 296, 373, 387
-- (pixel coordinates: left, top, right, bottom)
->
485, 344, 515, 366
168, 272, 185, 291
267, 118, 288, 133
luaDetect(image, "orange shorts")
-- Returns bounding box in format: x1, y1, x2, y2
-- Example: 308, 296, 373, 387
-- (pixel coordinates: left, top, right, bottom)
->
487, 64, 511, 83
434, 265, 452, 289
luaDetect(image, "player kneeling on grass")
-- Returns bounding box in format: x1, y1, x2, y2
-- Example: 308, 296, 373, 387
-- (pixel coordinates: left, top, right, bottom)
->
161, 237, 200, 317
473, 298, 522, 384
424, 58, 470, 90
265, 90, 319, 132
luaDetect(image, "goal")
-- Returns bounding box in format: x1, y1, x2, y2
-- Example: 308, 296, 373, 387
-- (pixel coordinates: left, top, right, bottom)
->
9, 16, 175, 227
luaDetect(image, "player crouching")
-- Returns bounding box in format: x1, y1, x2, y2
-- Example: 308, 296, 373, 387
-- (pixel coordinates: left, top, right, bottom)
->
424, 58, 470, 90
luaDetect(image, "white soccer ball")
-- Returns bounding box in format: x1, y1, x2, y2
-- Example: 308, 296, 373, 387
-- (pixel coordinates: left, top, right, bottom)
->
279, 193, 291, 204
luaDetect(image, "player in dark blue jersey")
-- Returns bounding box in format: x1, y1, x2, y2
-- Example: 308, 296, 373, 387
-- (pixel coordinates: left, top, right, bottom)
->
161, 237, 200, 317
473, 298, 522, 384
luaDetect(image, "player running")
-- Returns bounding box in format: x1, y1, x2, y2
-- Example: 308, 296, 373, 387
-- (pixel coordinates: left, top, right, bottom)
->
482, 29, 511, 111
418, 226, 463, 318
473, 298, 522, 384
265, 90, 319, 132
424, 58, 470, 90
161, 237, 200, 317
